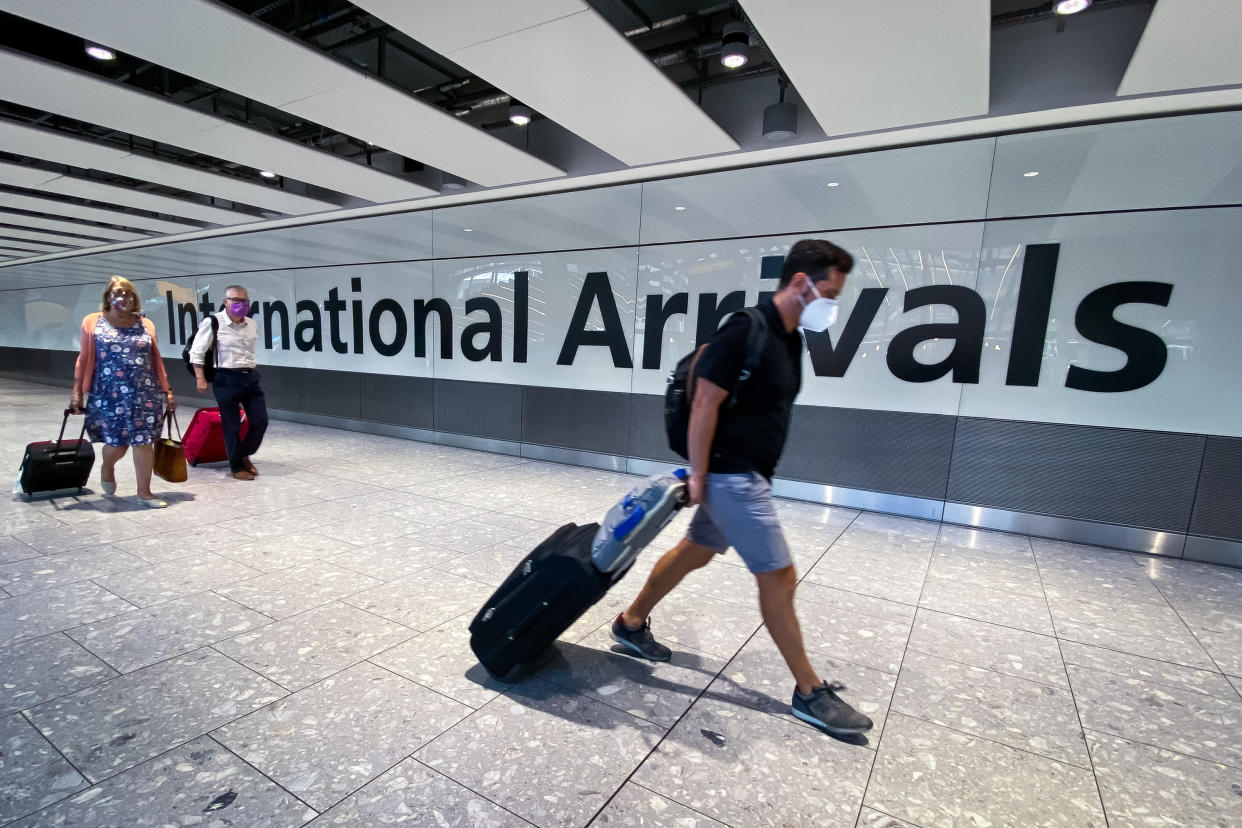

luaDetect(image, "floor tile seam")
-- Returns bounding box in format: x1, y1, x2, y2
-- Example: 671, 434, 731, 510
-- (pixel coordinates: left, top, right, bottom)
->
279, 595, 423, 639
400, 756, 541, 827
884, 709, 1097, 773
1059, 657, 1238, 702
1138, 574, 1236, 678
198, 733, 324, 818
625, 778, 744, 828
914, 605, 1059, 642
1063, 661, 1242, 711
800, 573, 922, 608
1029, 545, 1115, 828
579, 619, 771, 827
857, 550, 933, 817
15, 706, 92, 796
203, 642, 300, 696
899, 646, 1074, 693
361, 657, 479, 719
1051, 627, 1218, 672
918, 570, 1046, 601
0, 555, 178, 600
1079, 725, 1242, 772
529, 668, 683, 731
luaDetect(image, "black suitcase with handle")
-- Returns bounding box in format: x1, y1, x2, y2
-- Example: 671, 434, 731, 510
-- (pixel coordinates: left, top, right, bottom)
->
469, 522, 613, 682
18, 410, 95, 496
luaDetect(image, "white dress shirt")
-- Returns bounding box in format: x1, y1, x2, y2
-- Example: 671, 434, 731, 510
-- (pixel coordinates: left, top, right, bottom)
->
189, 311, 258, 370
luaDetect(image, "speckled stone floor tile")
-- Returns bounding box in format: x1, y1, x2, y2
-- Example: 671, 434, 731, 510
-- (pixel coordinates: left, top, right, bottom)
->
316, 512, 425, 546
5, 736, 316, 827
925, 551, 1046, 597
212, 530, 360, 573
313, 757, 528, 826
796, 580, 917, 625
214, 601, 414, 691
24, 649, 285, 782
802, 560, 925, 605
66, 590, 271, 672
110, 524, 253, 563
0, 536, 42, 565
216, 662, 471, 812
0, 581, 136, 648
1059, 639, 1238, 700
856, 807, 920, 827
343, 568, 492, 632
795, 596, 913, 675
936, 524, 1034, 556
92, 551, 263, 608
919, 574, 1055, 635
909, 609, 1069, 688
1067, 664, 1242, 768
324, 536, 464, 581
592, 782, 728, 827
629, 588, 762, 660
437, 544, 532, 588
0, 712, 88, 824
709, 631, 896, 740
0, 633, 117, 716
1086, 730, 1242, 828
1228, 675, 1242, 698
12, 518, 150, 555
865, 713, 1106, 828
893, 650, 1089, 768
215, 560, 381, 619
1192, 626, 1242, 675
371, 614, 509, 709
1052, 618, 1218, 671
538, 626, 727, 727
0, 545, 148, 596
418, 677, 664, 828
635, 695, 874, 827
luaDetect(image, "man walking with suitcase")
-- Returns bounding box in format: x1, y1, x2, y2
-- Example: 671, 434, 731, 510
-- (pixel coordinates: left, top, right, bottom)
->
189, 285, 268, 480
612, 239, 874, 737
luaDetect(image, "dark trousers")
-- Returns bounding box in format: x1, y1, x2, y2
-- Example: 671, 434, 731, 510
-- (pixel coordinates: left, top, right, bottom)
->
212, 368, 269, 473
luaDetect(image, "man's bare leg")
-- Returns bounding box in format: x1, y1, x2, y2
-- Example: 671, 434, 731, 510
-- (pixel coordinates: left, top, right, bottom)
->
755, 565, 821, 694
620, 538, 717, 628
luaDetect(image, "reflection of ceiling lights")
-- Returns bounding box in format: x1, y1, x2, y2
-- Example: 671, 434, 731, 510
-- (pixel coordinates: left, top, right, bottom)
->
1023, 170, 1040, 177
463, 228, 473, 232
674, 206, 687, 211
826, 182, 840, 187
259, 170, 277, 179
508, 103, 532, 126
1054, 0, 1091, 14
721, 22, 749, 69
85, 43, 116, 60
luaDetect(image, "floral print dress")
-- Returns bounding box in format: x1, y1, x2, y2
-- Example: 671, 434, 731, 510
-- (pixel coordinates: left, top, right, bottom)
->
85, 315, 164, 446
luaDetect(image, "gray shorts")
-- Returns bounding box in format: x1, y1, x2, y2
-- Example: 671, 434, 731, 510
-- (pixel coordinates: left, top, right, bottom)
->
686, 472, 793, 574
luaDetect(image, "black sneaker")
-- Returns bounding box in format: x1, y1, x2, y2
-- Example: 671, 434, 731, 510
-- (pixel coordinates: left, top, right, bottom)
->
610, 615, 671, 662
791, 681, 873, 735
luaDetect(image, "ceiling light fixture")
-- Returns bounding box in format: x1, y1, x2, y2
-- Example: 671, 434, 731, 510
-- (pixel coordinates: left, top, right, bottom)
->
674, 206, 687, 211
259, 170, 277, 179
1023, 170, 1040, 177
441, 174, 467, 192
720, 22, 749, 69
508, 103, 532, 126
84, 43, 116, 61
826, 182, 840, 187
763, 79, 797, 142
1054, 0, 1091, 14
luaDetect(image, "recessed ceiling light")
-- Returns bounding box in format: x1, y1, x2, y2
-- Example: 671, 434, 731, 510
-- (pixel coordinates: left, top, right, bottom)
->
508, 103, 532, 126
1023, 171, 1040, 177
825, 182, 840, 187
1054, 0, 1091, 14
721, 22, 749, 69
259, 170, 277, 179
674, 206, 686, 211
463, 228, 472, 232
85, 43, 116, 61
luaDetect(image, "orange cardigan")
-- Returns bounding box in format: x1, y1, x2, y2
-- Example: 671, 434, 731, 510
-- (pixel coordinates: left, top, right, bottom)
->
73, 312, 172, 398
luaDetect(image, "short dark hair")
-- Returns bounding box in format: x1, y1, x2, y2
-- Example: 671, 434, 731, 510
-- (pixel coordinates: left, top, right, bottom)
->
778, 239, 854, 288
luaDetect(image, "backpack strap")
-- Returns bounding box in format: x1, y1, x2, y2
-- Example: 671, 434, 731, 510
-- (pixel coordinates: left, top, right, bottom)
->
726, 307, 769, 409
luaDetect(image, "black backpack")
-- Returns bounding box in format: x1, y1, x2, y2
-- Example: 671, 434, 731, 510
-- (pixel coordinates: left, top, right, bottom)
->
664, 307, 769, 460
181, 313, 219, 381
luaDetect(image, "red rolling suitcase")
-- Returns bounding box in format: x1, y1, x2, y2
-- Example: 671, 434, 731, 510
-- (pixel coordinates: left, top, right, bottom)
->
183, 406, 249, 466
18, 409, 95, 496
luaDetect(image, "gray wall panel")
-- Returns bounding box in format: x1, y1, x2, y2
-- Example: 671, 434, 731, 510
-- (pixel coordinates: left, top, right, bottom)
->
947, 418, 1204, 531
523, 387, 630, 454
627, 393, 681, 463
776, 407, 957, 499
361, 373, 434, 429
299, 368, 361, 419
434, 379, 522, 442
1189, 437, 1242, 541
256, 365, 302, 412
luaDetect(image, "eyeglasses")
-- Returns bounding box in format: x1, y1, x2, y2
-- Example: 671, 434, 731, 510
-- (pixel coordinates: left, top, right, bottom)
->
225, 296, 248, 303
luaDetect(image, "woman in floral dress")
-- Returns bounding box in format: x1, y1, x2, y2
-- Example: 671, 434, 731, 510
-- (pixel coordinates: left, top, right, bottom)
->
69, 276, 177, 508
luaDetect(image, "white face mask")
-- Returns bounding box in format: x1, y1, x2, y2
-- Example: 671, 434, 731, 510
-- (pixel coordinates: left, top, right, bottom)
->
797, 287, 838, 333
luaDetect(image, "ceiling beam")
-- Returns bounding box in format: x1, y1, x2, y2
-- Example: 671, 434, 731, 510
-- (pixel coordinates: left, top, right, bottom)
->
0, 191, 201, 234
1118, 0, 1242, 95
0, 209, 148, 241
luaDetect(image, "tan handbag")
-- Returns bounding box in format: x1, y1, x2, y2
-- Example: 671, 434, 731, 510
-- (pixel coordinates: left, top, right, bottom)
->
153, 411, 188, 483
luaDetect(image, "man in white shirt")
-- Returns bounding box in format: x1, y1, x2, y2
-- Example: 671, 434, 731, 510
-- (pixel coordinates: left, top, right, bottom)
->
188, 284, 269, 480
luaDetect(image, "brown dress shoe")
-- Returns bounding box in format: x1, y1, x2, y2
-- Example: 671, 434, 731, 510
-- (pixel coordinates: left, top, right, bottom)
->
243, 457, 258, 476
232, 470, 256, 481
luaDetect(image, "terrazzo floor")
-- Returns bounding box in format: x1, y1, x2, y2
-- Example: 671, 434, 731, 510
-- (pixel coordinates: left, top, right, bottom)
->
1, 377, 1240, 827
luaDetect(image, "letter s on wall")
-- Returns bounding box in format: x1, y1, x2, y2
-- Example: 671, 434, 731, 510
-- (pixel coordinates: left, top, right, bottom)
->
1065, 281, 1174, 393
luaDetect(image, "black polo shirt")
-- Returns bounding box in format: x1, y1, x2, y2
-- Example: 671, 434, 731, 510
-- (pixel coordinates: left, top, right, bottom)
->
693, 301, 803, 479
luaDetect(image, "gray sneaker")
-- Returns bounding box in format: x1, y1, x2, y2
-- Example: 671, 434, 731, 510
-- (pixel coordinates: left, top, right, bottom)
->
610, 615, 671, 662
791, 681, 873, 735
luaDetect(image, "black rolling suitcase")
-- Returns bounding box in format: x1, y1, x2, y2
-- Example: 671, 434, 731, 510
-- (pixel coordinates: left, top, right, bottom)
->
18, 409, 95, 496
470, 522, 613, 681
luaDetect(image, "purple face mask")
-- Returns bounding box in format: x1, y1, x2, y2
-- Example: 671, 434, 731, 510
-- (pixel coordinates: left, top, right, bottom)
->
228, 300, 249, 316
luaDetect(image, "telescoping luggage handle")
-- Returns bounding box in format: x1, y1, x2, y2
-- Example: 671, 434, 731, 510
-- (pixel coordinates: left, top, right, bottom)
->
611, 468, 689, 541
55, 408, 87, 451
